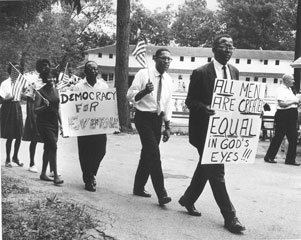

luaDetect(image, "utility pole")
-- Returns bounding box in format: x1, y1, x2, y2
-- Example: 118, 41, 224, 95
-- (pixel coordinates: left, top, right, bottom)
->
294, 0, 301, 92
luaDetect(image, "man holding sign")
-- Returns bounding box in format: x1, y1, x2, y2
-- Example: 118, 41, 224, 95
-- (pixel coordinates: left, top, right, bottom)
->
178, 34, 246, 234
72, 61, 108, 192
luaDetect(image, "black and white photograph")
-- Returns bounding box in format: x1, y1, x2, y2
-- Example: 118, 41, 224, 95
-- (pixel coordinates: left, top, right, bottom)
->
1, 0, 301, 239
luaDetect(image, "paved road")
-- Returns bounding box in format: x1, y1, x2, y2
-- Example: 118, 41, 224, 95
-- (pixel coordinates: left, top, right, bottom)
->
1, 134, 301, 240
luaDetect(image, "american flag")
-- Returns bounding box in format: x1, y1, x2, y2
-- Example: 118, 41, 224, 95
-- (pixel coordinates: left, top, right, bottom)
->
56, 63, 70, 90
56, 72, 70, 90
132, 30, 147, 68
11, 64, 27, 101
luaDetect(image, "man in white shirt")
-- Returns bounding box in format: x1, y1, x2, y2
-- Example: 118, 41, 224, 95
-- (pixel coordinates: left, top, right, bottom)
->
73, 61, 108, 191
127, 48, 173, 205
264, 74, 300, 166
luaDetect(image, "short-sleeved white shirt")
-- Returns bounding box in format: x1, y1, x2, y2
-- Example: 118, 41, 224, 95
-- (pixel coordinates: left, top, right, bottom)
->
0, 77, 13, 100
276, 84, 299, 110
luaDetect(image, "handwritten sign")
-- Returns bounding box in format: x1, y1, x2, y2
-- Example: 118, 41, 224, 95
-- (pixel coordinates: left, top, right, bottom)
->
60, 88, 120, 137
202, 79, 266, 164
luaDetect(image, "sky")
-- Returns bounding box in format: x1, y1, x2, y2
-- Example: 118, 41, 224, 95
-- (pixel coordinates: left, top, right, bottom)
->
139, 0, 219, 11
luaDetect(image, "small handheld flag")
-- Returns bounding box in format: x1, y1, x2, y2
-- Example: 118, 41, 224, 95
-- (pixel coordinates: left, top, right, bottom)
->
56, 62, 70, 90
10, 63, 27, 101
132, 30, 147, 68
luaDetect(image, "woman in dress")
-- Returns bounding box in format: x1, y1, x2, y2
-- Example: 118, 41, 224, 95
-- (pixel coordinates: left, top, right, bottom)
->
0, 62, 24, 167
34, 59, 63, 185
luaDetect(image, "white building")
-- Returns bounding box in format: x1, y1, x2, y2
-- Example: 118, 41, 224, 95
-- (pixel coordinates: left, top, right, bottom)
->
85, 44, 294, 98
85, 44, 296, 120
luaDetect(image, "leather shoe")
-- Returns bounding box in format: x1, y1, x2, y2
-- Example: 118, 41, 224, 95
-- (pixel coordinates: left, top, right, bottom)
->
158, 196, 172, 205
285, 162, 300, 166
133, 189, 151, 198
85, 183, 96, 192
264, 156, 277, 163
179, 197, 201, 216
40, 174, 53, 182
224, 217, 246, 233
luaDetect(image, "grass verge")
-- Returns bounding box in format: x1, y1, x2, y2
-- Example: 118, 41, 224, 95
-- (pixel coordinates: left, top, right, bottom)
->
2, 174, 115, 240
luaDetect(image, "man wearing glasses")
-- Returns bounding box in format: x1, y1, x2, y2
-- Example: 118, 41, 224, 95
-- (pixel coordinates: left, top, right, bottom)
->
178, 34, 246, 234
127, 48, 173, 206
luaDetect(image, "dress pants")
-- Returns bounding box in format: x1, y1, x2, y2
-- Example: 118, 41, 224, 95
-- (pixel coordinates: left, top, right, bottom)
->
265, 108, 298, 163
77, 134, 107, 184
134, 110, 167, 198
181, 147, 236, 221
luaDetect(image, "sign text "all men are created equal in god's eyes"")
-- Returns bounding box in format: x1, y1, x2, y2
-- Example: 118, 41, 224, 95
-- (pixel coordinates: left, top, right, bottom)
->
202, 79, 266, 164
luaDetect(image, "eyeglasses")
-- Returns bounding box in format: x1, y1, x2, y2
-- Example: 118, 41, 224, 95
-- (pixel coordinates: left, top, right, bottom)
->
87, 67, 98, 72
158, 57, 173, 62
218, 46, 235, 52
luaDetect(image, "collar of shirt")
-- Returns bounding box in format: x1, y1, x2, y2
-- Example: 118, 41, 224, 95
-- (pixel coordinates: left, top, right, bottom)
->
79, 78, 109, 90
213, 59, 230, 79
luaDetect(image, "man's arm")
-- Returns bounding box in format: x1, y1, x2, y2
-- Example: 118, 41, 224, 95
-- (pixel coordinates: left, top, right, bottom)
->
185, 70, 214, 115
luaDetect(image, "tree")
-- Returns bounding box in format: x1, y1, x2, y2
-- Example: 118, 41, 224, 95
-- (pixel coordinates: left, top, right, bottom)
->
115, 0, 132, 131
0, 0, 115, 82
130, 2, 175, 45
170, 0, 218, 47
0, 0, 52, 79
216, 0, 298, 50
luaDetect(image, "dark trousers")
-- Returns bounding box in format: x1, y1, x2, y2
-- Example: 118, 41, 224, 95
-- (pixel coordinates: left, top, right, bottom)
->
134, 110, 167, 198
181, 147, 236, 221
265, 108, 298, 163
77, 134, 107, 184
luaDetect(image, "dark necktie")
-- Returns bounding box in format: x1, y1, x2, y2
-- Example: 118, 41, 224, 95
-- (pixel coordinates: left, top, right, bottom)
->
222, 65, 228, 79
157, 74, 162, 115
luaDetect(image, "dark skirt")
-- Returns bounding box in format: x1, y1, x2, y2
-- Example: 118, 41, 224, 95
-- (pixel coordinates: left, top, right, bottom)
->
22, 99, 43, 142
0, 101, 23, 139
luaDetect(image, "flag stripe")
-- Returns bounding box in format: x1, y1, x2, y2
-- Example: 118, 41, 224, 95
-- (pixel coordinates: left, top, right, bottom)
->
56, 63, 72, 90
11, 65, 27, 101
132, 32, 147, 68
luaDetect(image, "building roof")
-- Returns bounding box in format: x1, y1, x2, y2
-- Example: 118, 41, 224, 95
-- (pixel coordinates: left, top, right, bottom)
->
291, 57, 301, 68
85, 44, 294, 60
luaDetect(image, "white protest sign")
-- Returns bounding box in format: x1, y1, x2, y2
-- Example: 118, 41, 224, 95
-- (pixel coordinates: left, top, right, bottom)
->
60, 88, 120, 137
202, 79, 266, 164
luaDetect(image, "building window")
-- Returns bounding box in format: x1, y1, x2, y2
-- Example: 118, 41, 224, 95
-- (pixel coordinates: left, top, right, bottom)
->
246, 77, 250, 82
101, 73, 108, 81
262, 78, 266, 83
180, 56, 184, 61
254, 77, 258, 82
275, 60, 280, 65
207, 57, 212, 62
191, 57, 195, 62
247, 59, 251, 64
264, 60, 268, 65
178, 75, 183, 80
98, 53, 102, 58
274, 78, 278, 84
109, 73, 114, 81
236, 59, 240, 64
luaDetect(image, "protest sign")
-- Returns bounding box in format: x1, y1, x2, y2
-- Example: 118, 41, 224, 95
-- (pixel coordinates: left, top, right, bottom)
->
60, 88, 120, 137
202, 79, 266, 164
